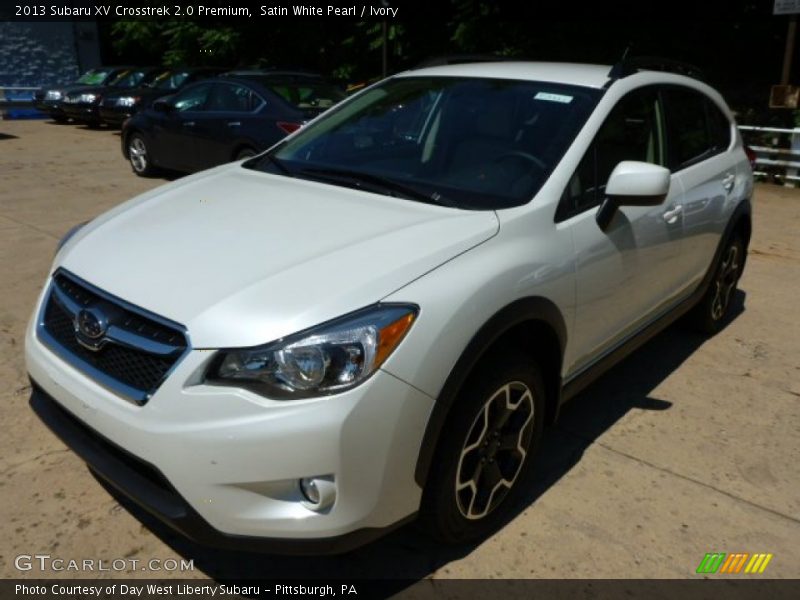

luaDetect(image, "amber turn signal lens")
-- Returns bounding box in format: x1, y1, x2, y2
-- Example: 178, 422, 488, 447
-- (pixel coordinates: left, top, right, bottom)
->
376, 312, 416, 368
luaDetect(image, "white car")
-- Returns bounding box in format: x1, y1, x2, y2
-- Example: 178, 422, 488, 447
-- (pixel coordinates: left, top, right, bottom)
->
26, 59, 753, 552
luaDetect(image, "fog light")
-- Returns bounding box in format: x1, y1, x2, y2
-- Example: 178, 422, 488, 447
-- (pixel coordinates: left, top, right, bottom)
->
299, 476, 336, 510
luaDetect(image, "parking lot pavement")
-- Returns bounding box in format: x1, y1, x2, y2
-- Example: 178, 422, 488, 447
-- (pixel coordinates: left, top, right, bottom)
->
1, 120, 798, 580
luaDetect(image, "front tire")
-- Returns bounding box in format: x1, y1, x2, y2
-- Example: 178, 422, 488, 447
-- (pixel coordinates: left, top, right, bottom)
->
420, 354, 545, 544
689, 235, 744, 334
127, 133, 157, 177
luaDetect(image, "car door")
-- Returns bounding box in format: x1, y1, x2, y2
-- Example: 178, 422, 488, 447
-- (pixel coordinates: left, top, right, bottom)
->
155, 82, 214, 171
561, 86, 688, 374
661, 86, 738, 286
194, 82, 266, 168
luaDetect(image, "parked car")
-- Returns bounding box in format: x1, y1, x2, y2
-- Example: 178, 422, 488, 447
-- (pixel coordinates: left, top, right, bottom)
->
61, 67, 163, 127
27, 59, 753, 553
99, 67, 224, 128
121, 73, 345, 175
34, 66, 133, 122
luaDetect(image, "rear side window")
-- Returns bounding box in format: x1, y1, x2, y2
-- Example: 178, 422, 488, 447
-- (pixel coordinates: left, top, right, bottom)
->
206, 83, 262, 112
706, 99, 732, 153
267, 83, 345, 110
662, 86, 728, 170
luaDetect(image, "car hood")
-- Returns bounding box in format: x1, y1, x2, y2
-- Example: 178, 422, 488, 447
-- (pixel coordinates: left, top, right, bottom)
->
43, 83, 98, 96
58, 165, 499, 348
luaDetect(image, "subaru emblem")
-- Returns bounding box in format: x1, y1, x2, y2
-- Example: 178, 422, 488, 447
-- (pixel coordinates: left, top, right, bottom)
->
75, 306, 108, 341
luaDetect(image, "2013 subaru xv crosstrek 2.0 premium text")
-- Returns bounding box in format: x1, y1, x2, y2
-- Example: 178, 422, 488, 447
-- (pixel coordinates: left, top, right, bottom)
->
26, 60, 753, 553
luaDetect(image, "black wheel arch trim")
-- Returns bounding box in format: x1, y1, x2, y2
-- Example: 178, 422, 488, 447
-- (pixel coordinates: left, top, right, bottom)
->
413, 296, 566, 487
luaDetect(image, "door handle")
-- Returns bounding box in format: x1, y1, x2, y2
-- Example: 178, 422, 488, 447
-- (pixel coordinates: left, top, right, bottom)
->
662, 205, 683, 224
722, 173, 735, 192
227, 121, 241, 127
182, 121, 195, 127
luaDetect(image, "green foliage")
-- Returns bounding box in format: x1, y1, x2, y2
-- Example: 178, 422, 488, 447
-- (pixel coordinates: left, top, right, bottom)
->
110, 21, 240, 67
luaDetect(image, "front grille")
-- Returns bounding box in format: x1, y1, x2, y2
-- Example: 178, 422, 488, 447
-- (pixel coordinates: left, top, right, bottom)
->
38, 271, 189, 404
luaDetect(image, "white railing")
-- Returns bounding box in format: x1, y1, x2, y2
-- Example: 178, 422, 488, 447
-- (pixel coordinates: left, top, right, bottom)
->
738, 124, 800, 185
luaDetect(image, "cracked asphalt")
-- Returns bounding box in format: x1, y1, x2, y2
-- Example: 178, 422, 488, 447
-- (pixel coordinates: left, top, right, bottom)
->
0, 120, 798, 581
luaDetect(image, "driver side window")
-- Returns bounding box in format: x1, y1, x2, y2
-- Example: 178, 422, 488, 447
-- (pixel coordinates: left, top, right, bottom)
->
559, 87, 665, 220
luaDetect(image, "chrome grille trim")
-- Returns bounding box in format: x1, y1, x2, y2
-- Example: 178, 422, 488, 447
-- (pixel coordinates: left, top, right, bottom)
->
36, 269, 191, 405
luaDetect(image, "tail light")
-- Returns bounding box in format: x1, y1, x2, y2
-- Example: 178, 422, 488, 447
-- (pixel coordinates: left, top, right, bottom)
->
277, 121, 302, 134
744, 145, 757, 170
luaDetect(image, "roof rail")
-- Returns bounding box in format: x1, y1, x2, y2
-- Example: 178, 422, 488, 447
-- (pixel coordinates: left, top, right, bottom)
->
607, 56, 705, 81
415, 54, 519, 68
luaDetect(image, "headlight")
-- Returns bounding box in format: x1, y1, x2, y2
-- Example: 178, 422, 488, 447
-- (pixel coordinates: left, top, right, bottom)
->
116, 96, 139, 107
79, 93, 98, 103
207, 304, 417, 399
45, 90, 62, 100
55, 221, 88, 254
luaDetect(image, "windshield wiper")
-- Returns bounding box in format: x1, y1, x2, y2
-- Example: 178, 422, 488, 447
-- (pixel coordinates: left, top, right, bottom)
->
298, 167, 454, 207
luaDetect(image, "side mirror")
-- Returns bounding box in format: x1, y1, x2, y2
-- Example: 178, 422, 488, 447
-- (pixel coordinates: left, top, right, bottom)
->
152, 97, 173, 113
596, 161, 671, 230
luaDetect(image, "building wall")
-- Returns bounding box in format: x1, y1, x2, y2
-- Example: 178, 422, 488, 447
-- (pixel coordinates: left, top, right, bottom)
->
0, 21, 101, 88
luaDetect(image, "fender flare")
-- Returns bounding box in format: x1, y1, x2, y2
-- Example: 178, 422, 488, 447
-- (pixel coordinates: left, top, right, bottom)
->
413, 296, 566, 486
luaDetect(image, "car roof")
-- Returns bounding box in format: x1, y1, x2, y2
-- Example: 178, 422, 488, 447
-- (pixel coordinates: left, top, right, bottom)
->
399, 61, 614, 89
222, 69, 323, 80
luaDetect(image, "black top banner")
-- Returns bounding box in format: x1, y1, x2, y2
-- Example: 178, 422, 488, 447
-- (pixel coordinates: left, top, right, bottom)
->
0, 0, 783, 22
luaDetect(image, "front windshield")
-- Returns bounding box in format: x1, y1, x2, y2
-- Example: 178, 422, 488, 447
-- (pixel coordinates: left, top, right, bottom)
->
249, 76, 601, 209
76, 69, 112, 85
112, 69, 156, 88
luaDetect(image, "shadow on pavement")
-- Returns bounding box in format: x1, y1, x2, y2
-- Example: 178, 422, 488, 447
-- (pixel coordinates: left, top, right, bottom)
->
95, 291, 746, 590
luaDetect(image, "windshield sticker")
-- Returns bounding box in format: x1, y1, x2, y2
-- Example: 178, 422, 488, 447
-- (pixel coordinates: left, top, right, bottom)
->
534, 92, 573, 104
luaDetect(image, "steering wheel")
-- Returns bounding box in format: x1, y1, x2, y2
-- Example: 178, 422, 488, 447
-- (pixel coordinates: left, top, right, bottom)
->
492, 151, 547, 170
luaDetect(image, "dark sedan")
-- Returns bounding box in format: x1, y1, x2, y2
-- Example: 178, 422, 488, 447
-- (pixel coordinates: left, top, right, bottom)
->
34, 66, 133, 122
99, 67, 224, 127
121, 74, 345, 176
61, 67, 164, 127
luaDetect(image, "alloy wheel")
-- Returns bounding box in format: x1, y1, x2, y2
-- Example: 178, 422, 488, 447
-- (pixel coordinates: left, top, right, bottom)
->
128, 137, 148, 173
455, 381, 535, 520
711, 244, 739, 320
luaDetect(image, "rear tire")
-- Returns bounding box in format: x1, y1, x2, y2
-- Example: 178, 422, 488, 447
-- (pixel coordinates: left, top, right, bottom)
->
688, 235, 744, 334
234, 147, 258, 161
127, 133, 158, 177
420, 353, 545, 544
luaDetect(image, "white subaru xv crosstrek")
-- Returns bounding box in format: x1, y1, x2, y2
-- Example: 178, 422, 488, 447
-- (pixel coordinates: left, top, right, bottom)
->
26, 59, 753, 553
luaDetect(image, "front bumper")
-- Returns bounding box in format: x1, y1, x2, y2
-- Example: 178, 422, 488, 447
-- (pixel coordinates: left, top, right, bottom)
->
29, 383, 416, 554
25, 300, 434, 552
99, 106, 133, 126
35, 100, 66, 118
62, 103, 100, 123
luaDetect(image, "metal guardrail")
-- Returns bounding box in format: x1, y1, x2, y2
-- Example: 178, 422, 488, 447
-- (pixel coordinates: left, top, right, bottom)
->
738, 124, 800, 185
